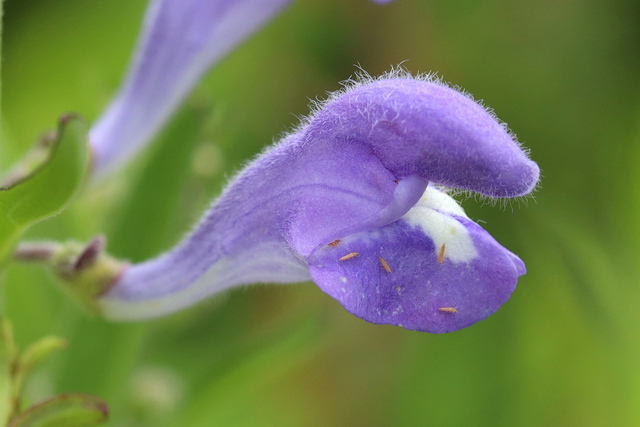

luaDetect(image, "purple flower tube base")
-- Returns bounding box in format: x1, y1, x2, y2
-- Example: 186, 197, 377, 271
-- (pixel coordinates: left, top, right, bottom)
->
98, 73, 539, 333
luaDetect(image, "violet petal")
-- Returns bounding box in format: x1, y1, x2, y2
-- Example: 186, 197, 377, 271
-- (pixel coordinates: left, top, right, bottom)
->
98, 75, 538, 324
308, 187, 525, 333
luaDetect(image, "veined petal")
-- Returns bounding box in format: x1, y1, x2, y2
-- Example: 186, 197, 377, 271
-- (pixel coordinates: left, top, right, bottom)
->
97, 75, 538, 322
90, 0, 293, 175
308, 187, 525, 333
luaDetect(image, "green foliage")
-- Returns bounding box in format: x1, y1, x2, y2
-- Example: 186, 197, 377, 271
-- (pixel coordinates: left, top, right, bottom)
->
0, 321, 15, 424
7, 394, 108, 427
0, 320, 108, 427
0, 116, 89, 264
13, 337, 67, 401
0, 0, 4, 118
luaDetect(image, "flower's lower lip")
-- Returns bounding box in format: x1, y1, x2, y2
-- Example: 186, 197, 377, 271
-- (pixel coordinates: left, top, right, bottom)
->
307, 193, 524, 333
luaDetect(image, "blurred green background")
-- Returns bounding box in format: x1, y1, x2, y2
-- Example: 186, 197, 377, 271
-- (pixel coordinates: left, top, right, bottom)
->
1, 0, 640, 425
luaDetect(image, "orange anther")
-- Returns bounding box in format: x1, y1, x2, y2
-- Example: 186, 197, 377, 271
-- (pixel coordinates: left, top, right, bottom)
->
379, 257, 392, 273
438, 243, 446, 265
438, 307, 457, 313
339, 252, 359, 261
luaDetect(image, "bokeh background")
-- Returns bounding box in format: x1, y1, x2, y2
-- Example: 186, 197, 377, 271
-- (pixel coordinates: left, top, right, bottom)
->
1, 0, 640, 425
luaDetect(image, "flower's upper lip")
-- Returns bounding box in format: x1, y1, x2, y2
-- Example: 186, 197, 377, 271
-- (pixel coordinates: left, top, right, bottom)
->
307, 78, 540, 198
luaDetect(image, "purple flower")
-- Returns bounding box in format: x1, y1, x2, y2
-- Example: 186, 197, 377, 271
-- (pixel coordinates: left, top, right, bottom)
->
96, 72, 539, 333
89, 0, 394, 175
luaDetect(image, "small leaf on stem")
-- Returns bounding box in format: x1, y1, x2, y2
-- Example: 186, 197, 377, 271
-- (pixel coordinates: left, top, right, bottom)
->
8, 394, 108, 427
0, 115, 90, 265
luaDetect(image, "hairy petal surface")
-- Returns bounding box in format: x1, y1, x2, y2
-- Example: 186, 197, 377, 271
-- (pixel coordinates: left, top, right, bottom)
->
308, 187, 525, 333
90, 0, 293, 175
98, 76, 538, 323
306, 78, 539, 197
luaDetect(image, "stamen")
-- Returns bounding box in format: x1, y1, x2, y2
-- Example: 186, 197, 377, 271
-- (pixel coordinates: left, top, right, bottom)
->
328, 239, 341, 247
438, 243, 446, 265
438, 307, 457, 313
379, 257, 392, 273
339, 252, 359, 261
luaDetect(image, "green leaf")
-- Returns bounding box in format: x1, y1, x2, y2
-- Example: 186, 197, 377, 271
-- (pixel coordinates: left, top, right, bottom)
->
18, 336, 67, 383
0, 0, 4, 118
0, 115, 89, 264
0, 319, 15, 426
172, 319, 320, 427
8, 394, 108, 427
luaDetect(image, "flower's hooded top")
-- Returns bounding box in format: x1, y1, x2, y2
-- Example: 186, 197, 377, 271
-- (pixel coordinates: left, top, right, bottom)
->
91, 72, 539, 333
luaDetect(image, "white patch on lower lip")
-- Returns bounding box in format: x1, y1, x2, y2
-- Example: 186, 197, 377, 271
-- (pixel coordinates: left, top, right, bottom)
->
401, 186, 478, 263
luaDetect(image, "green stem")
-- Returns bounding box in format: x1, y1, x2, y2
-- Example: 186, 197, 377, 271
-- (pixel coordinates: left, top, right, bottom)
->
0, 0, 4, 119
13, 242, 58, 263
1, 320, 19, 426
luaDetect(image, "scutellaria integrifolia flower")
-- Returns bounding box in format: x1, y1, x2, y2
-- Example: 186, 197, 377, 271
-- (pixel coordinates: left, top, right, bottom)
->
89, 0, 394, 175
92, 71, 539, 333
